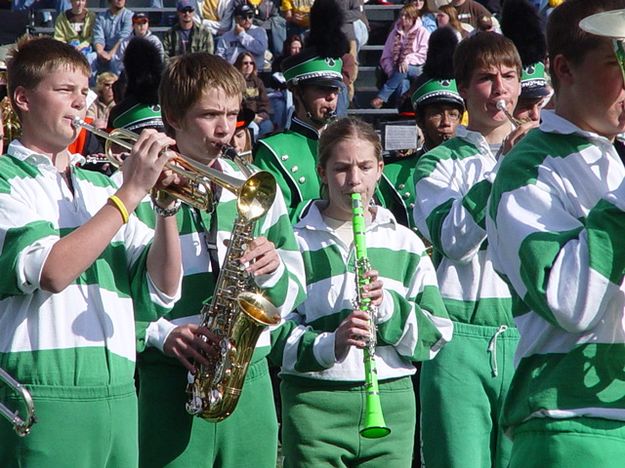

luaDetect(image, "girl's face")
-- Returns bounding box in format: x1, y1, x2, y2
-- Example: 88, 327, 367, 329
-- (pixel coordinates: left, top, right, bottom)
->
436, 11, 449, 27
239, 56, 255, 77
318, 138, 383, 221
289, 40, 302, 56
399, 13, 415, 31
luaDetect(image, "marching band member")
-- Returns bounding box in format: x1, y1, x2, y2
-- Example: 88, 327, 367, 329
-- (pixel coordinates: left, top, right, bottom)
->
135, 52, 305, 468
413, 32, 524, 468
0, 37, 182, 467
270, 117, 452, 467
254, 0, 348, 222
487, 1, 625, 466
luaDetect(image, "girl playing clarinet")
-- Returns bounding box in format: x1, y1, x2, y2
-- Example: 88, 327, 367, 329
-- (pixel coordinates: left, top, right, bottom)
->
270, 117, 453, 467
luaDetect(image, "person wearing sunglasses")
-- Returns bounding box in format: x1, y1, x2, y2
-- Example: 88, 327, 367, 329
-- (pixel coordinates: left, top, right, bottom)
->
215, 3, 269, 70
162, 0, 214, 59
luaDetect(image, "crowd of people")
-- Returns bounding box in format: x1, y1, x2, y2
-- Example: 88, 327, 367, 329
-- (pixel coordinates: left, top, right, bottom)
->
2, 0, 625, 467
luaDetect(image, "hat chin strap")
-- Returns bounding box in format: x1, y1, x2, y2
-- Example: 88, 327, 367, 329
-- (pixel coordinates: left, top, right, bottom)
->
295, 88, 337, 127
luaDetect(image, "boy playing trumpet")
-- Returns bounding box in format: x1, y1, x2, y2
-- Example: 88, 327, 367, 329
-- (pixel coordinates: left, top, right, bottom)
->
0, 37, 182, 467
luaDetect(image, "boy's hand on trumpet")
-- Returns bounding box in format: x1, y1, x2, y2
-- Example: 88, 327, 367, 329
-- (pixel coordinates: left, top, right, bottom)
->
500, 120, 539, 157
117, 129, 177, 209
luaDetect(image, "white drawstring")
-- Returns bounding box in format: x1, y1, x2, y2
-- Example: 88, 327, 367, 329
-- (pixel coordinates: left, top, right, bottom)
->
487, 325, 508, 377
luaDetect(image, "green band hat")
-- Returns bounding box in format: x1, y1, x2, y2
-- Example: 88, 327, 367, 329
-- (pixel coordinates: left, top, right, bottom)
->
520, 62, 550, 99
282, 53, 343, 88
112, 103, 164, 132
411, 78, 464, 111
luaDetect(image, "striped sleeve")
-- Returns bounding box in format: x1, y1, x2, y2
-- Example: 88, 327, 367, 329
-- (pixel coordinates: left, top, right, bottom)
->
413, 141, 489, 263
487, 132, 625, 332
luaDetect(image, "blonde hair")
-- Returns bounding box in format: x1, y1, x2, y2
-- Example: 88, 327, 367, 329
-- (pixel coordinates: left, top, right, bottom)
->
159, 53, 245, 135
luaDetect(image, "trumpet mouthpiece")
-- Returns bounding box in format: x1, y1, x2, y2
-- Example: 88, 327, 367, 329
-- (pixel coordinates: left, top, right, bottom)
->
71, 116, 84, 128
496, 100, 507, 112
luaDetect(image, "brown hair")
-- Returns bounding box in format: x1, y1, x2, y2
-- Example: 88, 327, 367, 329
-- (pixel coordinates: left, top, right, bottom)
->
234, 51, 257, 75
453, 32, 522, 89
318, 117, 382, 170
547, 0, 625, 91
399, 2, 421, 22
438, 4, 465, 36
7, 36, 90, 119
159, 52, 245, 135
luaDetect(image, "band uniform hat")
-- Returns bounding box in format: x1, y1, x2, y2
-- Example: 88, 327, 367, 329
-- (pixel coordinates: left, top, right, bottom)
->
176, 0, 194, 11
411, 78, 465, 112
112, 103, 164, 132
234, 3, 254, 17
281, 49, 343, 89
520, 62, 550, 99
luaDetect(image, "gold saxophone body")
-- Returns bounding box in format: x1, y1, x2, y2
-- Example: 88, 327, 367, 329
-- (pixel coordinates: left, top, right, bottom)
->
185, 153, 281, 422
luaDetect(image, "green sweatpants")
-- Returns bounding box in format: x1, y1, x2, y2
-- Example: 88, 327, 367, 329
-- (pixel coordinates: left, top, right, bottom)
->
281, 375, 416, 468
138, 358, 278, 468
509, 417, 625, 468
0, 382, 138, 468
420, 321, 519, 468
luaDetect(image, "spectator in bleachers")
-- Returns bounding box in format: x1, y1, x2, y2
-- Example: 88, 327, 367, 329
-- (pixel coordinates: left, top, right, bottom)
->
162, 0, 214, 58
371, 2, 429, 109
216, 3, 268, 69
269, 33, 303, 129
235, 51, 274, 138
86, 71, 118, 130
450, 0, 491, 28
415, 0, 437, 32
112, 12, 164, 75
92, 0, 133, 74
282, 0, 314, 38
234, 0, 286, 57
337, 0, 368, 105
436, 4, 472, 40
53, 0, 96, 52
193, 0, 235, 37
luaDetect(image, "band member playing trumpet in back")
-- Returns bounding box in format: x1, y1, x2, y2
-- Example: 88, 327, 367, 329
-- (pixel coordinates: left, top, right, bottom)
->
135, 52, 306, 468
487, 1, 625, 466
0, 36, 182, 467
413, 32, 525, 468
254, 0, 348, 222
269, 117, 452, 468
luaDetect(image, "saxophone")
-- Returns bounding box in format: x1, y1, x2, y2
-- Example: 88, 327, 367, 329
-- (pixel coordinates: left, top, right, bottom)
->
351, 193, 391, 439
185, 155, 281, 422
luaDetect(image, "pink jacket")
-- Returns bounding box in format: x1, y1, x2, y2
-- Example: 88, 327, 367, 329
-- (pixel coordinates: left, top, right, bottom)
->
380, 18, 430, 76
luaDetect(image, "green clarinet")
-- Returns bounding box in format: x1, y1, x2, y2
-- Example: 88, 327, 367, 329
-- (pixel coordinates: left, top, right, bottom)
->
351, 193, 391, 439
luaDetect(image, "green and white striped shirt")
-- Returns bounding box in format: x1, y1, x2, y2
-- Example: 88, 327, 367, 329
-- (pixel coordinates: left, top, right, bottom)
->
413, 127, 515, 327
135, 158, 307, 366
487, 110, 625, 432
0, 141, 179, 395
272, 202, 452, 382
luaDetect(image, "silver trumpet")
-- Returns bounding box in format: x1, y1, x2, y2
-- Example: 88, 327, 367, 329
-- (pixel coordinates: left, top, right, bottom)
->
0, 368, 36, 436
496, 99, 522, 130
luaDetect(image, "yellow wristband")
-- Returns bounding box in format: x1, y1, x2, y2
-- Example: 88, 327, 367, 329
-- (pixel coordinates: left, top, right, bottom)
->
108, 195, 129, 224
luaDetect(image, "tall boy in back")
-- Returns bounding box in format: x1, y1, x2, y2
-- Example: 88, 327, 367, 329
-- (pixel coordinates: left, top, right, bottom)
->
0, 36, 182, 467
413, 32, 527, 468
487, 1, 625, 466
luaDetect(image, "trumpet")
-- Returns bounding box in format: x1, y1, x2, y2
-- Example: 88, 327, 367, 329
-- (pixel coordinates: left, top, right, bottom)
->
0, 368, 36, 437
72, 117, 251, 213
496, 99, 523, 130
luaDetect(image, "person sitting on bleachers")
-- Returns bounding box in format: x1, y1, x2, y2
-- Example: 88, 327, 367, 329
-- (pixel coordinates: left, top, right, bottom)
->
112, 12, 164, 75
193, 0, 236, 38
215, 3, 269, 69
234, 0, 287, 57
282, 0, 314, 39
92, 0, 133, 74
162, 0, 214, 58
53, 0, 96, 54
235, 51, 274, 139
87, 71, 118, 130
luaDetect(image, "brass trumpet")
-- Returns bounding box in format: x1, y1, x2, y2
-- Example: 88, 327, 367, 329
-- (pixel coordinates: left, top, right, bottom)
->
72, 117, 258, 213
0, 368, 36, 437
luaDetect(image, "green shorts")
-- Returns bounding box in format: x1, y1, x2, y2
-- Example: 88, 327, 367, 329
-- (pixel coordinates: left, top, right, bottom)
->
281, 375, 415, 468
138, 358, 278, 468
0, 382, 138, 468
